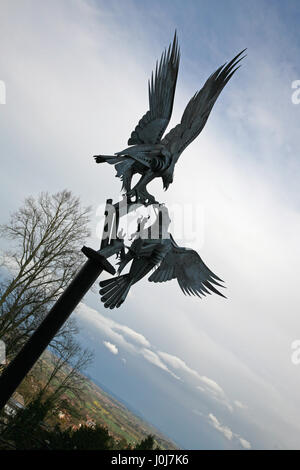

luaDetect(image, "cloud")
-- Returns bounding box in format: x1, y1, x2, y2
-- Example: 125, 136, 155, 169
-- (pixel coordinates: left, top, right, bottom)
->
234, 400, 248, 410
239, 437, 252, 450
113, 324, 151, 348
76, 303, 148, 354
198, 377, 224, 397
141, 349, 180, 380
158, 351, 233, 410
103, 341, 118, 355
208, 413, 233, 441
208, 413, 251, 449
76, 303, 236, 398
75, 303, 180, 380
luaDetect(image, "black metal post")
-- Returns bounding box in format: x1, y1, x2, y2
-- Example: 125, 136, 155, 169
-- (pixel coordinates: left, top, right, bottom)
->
0, 199, 117, 411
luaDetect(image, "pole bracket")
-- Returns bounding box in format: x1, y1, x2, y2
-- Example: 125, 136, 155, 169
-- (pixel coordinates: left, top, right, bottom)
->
81, 246, 116, 275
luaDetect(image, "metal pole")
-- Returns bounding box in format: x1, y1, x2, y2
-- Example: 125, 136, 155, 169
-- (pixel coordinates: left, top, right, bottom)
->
0, 199, 117, 411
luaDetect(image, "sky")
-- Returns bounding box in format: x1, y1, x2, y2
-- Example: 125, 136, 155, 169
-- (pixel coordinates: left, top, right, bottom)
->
1, 0, 300, 449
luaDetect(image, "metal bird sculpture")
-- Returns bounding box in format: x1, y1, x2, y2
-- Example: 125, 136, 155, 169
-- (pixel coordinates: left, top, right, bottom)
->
94, 32, 246, 204
99, 206, 225, 309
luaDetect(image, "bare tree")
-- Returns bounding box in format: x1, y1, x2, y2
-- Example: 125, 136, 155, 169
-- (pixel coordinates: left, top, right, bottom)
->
1, 340, 94, 448
0, 190, 91, 352
37, 335, 94, 406
0, 190, 96, 434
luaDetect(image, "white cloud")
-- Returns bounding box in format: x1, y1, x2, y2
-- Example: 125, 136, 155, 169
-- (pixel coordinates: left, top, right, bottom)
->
76, 304, 235, 392
208, 413, 251, 449
141, 349, 180, 380
158, 351, 233, 410
113, 324, 151, 348
75, 303, 180, 380
234, 400, 248, 410
208, 413, 233, 441
199, 376, 224, 397
103, 341, 118, 355
76, 303, 147, 354
239, 437, 252, 450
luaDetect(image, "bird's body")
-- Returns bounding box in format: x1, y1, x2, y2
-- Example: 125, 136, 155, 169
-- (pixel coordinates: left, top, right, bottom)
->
99, 208, 225, 309
95, 143, 171, 204
94, 32, 246, 204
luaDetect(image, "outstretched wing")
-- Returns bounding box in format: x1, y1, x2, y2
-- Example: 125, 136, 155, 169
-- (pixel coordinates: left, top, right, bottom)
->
148, 245, 226, 298
161, 49, 246, 159
128, 31, 180, 146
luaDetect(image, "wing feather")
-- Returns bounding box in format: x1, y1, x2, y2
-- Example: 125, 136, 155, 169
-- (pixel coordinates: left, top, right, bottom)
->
161, 49, 246, 158
128, 31, 180, 145
148, 246, 226, 298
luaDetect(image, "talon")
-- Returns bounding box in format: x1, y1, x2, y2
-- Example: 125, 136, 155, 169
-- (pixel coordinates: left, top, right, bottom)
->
126, 184, 157, 205
126, 189, 138, 203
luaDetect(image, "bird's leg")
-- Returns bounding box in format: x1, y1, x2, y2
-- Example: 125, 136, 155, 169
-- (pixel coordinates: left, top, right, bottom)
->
122, 169, 133, 194
116, 250, 134, 275
127, 171, 156, 204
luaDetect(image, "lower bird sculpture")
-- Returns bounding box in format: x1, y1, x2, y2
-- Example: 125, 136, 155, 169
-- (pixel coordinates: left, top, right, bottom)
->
99, 207, 225, 309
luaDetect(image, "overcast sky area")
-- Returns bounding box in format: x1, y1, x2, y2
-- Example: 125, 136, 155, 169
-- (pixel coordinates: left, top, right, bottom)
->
1, 0, 300, 450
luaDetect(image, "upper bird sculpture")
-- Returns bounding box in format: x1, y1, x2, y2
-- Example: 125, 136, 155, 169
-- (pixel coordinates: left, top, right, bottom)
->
99, 205, 225, 309
94, 32, 245, 204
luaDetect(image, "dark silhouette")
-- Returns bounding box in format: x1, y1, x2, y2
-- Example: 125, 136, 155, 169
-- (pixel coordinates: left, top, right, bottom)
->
99, 206, 225, 309
94, 32, 246, 204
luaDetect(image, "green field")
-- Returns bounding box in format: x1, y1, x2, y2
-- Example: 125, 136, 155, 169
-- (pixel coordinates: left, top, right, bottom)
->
15, 349, 178, 450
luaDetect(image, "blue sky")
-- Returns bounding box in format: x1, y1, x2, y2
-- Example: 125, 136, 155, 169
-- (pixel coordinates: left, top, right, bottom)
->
1, 0, 300, 449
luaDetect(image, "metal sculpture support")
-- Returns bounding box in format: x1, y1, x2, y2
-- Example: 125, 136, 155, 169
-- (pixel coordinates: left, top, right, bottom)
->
0, 32, 243, 410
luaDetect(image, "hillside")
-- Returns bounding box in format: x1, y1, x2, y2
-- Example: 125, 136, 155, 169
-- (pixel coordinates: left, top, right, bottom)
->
12, 349, 178, 450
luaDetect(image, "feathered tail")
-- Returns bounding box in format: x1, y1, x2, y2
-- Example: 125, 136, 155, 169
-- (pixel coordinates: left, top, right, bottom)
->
99, 275, 131, 309
94, 155, 134, 191
94, 154, 124, 164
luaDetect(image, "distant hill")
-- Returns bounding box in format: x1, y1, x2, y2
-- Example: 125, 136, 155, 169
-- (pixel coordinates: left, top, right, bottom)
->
14, 349, 179, 450
78, 376, 178, 449
88, 375, 150, 422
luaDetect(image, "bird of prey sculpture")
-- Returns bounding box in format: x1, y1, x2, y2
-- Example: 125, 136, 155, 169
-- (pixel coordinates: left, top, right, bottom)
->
99, 206, 225, 309
94, 32, 245, 204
